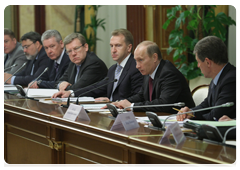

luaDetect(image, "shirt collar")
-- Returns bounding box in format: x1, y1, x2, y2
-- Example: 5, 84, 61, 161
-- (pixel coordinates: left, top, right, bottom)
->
118, 53, 131, 68
55, 48, 65, 65
149, 61, 161, 80
213, 63, 228, 85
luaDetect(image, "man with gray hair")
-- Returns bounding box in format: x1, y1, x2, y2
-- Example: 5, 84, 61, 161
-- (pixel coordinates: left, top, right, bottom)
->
55, 32, 108, 91
4, 28, 28, 74
28, 30, 70, 89
111, 40, 195, 113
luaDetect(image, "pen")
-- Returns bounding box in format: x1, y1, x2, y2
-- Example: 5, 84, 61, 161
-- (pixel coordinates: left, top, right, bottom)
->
172, 107, 195, 117
213, 117, 218, 121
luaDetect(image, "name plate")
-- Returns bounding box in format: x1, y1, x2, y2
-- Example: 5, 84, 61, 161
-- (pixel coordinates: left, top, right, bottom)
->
160, 122, 186, 145
63, 103, 90, 121
110, 112, 139, 131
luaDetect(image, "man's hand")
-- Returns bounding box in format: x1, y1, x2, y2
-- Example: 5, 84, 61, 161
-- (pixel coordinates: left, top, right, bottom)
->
4, 73, 12, 84
115, 99, 132, 109
28, 81, 39, 88
59, 81, 71, 91
219, 115, 233, 121
52, 91, 71, 98
95, 97, 110, 102
176, 106, 193, 121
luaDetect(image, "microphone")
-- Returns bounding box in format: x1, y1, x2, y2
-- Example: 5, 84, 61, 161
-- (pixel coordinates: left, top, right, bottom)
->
62, 77, 110, 108
25, 67, 49, 97
4, 64, 18, 72
162, 102, 235, 130
122, 102, 185, 112
222, 126, 236, 143
4, 62, 27, 84
74, 79, 118, 105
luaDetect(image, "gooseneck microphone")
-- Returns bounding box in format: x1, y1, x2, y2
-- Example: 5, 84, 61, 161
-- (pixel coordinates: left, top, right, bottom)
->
4, 64, 18, 72
75, 79, 118, 105
4, 62, 27, 84
25, 67, 49, 97
122, 102, 185, 112
62, 77, 110, 108
162, 102, 234, 130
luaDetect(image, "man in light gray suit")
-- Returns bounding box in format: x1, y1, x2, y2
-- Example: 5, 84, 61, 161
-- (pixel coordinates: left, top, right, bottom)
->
4, 28, 28, 74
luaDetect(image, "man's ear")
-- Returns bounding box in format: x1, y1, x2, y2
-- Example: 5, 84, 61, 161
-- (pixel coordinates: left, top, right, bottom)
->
153, 53, 158, 62
205, 58, 212, 67
127, 44, 132, 53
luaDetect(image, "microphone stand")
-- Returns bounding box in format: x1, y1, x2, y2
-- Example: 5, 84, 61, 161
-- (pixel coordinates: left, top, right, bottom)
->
61, 77, 110, 108
4, 64, 18, 72
25, 67, 48, 97
122, 102, 185, 113
4, 62, 27, 84
162, 102, 234, 130
75, 79, 118, 105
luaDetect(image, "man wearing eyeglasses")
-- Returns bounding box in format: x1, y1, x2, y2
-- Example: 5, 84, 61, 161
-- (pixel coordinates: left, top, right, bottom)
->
55, 33, 108, 91
4, 28, 28, 74
4, 31, 49, 86
27, 30, 70, 89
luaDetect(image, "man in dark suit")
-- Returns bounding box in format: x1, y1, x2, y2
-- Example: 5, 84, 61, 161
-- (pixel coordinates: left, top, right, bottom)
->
4, 31, 49, 86
177, 36, 236, 121
4, 28, 28, 74
52, 29, 143, 101
27, 30, 70, 89
55, 33, 108, 91
112, 41, 195, 113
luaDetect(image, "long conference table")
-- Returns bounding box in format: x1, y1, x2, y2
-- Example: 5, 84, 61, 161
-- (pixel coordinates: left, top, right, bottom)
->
4, 93, 236, 164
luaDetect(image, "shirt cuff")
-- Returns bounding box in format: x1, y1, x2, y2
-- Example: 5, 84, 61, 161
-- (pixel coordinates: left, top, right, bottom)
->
11, 76, 16, 85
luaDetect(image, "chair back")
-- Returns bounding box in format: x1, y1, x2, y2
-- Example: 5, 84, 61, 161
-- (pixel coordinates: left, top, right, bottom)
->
191, 84, 209, 106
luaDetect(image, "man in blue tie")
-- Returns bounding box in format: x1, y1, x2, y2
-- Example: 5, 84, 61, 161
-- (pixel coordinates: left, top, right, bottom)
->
27, 30, 70, 89
177, 36, 236, 121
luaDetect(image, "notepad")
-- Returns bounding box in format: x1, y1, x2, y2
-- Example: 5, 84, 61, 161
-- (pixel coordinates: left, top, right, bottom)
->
186, 120, 236, 126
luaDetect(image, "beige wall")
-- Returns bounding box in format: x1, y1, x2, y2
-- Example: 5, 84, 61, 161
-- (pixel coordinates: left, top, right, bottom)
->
45, 5, 75, 40
19, 5, 35, 38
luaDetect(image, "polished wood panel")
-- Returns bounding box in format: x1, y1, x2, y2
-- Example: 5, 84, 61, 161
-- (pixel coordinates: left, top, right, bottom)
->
127, 5, 146, 51
4, 94, 236, 164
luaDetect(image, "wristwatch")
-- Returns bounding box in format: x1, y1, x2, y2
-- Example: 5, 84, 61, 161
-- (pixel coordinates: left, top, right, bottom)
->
37, 80, 42, 86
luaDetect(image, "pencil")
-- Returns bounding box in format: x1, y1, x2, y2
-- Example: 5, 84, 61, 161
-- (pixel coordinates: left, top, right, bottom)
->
172, 107, 195, 117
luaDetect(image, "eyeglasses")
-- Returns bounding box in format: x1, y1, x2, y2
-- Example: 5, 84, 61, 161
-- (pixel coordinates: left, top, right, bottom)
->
66, 44, 84, 55
22, 42, 34, 50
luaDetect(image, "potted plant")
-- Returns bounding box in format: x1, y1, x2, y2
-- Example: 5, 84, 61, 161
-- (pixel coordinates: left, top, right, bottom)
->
75, 5, 106, 53
163, 5, 236, 80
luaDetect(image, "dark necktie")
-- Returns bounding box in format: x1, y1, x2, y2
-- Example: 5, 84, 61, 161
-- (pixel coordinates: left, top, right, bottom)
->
211, 83, 216, 106
4, 54, 9, 65
54, 62, 59, 74
149, 77, 153, 101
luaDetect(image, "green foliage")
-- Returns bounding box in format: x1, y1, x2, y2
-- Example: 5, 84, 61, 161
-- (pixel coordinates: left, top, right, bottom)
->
84, 5, 106, 53
163, 5, 236, 80
75, 5, 106, 53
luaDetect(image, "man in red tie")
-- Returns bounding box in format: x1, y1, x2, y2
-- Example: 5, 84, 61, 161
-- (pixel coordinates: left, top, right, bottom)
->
112, 41, 195, 114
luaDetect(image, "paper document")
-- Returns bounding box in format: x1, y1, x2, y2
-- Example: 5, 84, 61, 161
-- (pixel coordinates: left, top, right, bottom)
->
24, 88, 59, 97
55, 97, 95, 102
186, 120, 236, 126
4, 86, 18, 91
135, 116, 185, 127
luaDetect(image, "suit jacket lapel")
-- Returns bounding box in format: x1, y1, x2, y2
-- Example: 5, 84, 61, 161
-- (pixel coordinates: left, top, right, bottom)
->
151, 60, 165, 98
